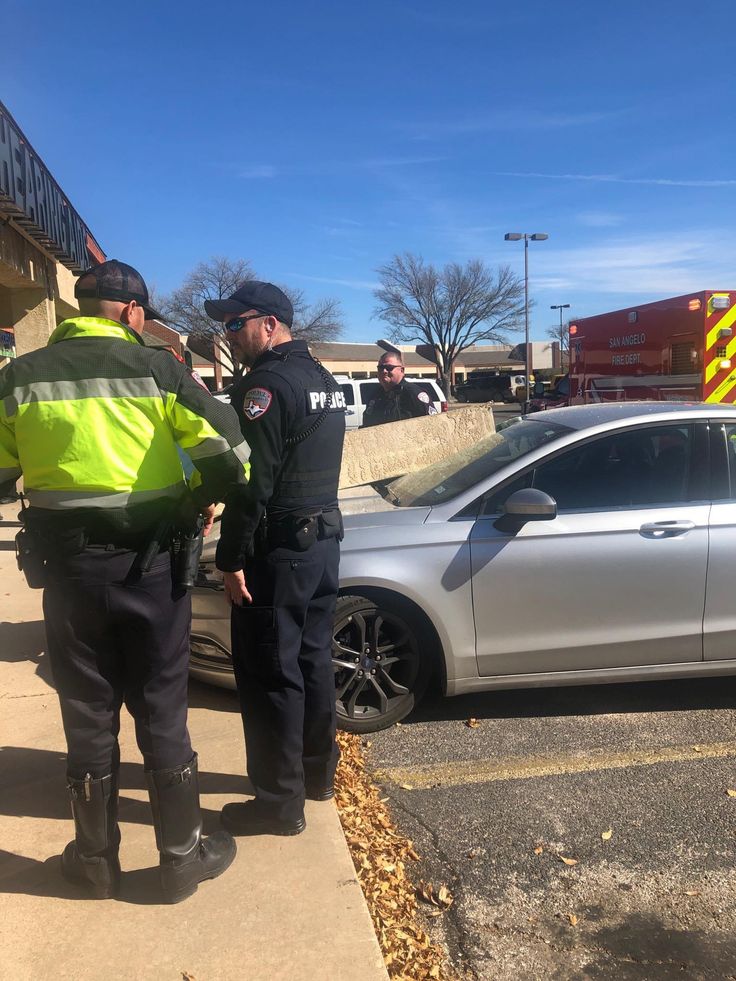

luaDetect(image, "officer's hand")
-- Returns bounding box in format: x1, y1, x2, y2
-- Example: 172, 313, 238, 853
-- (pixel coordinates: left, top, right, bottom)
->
223, 570, 252, 606
200, 503, 217, 537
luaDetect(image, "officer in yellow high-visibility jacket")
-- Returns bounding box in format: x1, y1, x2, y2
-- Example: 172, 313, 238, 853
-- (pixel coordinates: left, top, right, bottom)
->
0, 260, 249, 904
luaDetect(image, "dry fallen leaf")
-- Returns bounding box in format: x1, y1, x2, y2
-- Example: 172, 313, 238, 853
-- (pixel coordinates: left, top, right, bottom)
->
726, 789, 736, 798
568, 914, 579, 926
559, 856, 578, 866
399, 783, 414, 791
416, 881, 453, 910
464, 718, 480, 728
533, 846, 544, 855
334, 732, 449, 980
601, 829, 613, 841
182, 974, 196, 981
436, 885, 454, 909
683, 889, 701, 897
693, 745, 702, 753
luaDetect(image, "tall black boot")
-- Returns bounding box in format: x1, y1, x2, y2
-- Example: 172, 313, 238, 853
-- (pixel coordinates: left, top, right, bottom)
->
61, 772, 121, 899
146, 754, 236, 904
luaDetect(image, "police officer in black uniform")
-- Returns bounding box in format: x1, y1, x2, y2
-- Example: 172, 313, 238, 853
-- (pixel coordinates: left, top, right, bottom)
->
206, 282, 346, 836
362, 351, 436, 427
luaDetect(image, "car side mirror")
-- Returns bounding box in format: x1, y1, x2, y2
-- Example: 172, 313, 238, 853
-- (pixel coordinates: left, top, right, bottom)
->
502, 488, 557, 521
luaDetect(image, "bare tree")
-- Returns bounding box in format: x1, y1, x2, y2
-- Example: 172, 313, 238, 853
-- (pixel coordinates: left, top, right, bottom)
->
159, 257, 344, 382
545, 320, 570, 355
373, 253, 525, 396
288, 290, 344, 343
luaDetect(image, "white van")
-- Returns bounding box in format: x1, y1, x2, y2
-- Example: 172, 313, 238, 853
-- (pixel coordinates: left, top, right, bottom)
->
215, 376, 447, 429
333, 375, 447, 429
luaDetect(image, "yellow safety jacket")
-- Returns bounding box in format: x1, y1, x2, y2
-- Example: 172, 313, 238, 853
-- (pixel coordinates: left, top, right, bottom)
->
0, 317, 249, 535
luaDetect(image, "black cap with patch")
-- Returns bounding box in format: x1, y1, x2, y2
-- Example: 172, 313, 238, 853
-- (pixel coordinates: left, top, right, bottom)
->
204, 281, 293, 328
75, 260, 163, 321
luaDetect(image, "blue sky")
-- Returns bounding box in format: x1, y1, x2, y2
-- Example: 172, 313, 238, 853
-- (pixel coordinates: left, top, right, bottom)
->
3, 0, 736, 343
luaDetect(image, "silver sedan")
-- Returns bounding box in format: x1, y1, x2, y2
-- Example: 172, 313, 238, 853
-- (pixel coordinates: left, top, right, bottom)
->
191, 402, 736, 732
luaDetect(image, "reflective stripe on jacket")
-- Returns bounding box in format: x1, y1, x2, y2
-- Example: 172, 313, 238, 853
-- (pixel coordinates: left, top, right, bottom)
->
0, 317, 249, 525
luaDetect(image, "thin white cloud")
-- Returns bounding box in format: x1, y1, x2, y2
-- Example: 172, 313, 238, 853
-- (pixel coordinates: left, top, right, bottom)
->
238, 164, 277, 179
407, 109, 624, 139
494, 170, 736, 188
237, 157, 444, 181
288, 273, 379, 291
362, 155, 447, 168
535, 231, 736, 296
576, 211, 625, 228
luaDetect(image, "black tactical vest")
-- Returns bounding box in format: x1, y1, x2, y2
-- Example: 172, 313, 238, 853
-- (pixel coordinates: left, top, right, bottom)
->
233, 342, 346, 514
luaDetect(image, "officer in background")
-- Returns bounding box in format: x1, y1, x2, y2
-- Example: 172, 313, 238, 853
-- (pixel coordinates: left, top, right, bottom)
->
362, 351, 436, 427
206, 281, 346, 837
0, 260, 251, 903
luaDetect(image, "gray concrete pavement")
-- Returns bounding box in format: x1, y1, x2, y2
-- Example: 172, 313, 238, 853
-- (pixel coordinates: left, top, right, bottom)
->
0, 521, 387, 981
368, 681, 736, 980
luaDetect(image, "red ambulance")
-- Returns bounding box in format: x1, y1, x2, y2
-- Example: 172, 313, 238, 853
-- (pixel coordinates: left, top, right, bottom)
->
528, 291, 736, 410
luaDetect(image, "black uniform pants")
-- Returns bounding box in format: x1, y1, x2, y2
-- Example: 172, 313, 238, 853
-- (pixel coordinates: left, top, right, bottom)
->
42, 547, 193, 779
231, 536, 340, 823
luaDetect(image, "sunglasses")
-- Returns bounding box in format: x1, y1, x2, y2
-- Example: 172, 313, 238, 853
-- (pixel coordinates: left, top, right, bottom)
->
378, 363, 403, 372
225, 313, 266, 333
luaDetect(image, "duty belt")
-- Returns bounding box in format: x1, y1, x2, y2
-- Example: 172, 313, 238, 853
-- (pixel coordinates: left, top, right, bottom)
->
256, 508, 343, 552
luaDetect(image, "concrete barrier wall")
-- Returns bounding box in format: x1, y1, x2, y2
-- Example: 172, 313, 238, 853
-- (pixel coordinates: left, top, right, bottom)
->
339, 405, 496, 489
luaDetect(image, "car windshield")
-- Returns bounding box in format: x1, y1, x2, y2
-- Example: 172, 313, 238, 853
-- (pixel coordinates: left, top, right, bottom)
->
383, 417, 572, 506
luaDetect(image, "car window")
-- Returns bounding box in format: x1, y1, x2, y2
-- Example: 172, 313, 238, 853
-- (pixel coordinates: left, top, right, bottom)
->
385, 418, 571, 506
340, 383, 355, 406
360, 382, 381, 405
722, 424, 736, 495
484, 424, 693, 513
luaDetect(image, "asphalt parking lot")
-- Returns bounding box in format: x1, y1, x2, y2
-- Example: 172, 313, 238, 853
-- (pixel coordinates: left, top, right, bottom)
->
365, 677, 736, 980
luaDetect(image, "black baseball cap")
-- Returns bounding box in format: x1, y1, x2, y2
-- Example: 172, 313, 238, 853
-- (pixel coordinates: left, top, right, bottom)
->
204, 281, 294, 328
75, 259, 163, 320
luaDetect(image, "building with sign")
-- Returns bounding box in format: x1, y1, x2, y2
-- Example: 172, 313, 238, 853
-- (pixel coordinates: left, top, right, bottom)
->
0, 100, 105, 362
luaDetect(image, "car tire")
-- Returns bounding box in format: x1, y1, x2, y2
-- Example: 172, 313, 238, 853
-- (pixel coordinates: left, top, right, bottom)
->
332, 594, 434, 733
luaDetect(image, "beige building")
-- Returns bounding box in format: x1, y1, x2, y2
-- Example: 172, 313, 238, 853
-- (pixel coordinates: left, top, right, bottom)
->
0, 100, 107, 365
187, 338, 561, 392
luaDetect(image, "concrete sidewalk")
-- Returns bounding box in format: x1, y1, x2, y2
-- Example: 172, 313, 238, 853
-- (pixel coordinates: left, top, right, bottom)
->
0, 519, 387, 981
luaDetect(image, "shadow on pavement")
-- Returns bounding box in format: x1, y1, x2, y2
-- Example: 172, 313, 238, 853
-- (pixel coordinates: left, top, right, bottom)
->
554, 911, 736, 979
0, 747, 250, 821
406, 676, 735, 726
0, 619, 53, 688
0, 849, 171, 906
187, 678, 240, 713
0, 747, 252, 903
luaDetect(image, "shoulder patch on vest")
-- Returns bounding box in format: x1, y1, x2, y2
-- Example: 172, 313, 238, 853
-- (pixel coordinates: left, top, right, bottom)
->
190, 370, 210, 392
417, 391, 430, 403
243, 387, 273, 420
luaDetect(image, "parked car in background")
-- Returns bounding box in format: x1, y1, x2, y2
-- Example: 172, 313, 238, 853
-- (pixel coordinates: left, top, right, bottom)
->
455, 372, 521, 404
191, 402, 736, 733
334, 375, 447, 429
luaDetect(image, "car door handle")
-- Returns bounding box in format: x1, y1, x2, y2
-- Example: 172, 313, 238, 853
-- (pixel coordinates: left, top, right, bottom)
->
639, 520, 696, 538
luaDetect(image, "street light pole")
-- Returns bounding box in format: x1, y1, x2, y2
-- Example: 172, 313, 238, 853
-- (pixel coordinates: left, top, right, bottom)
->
504, 232, 549, 396
550, 303, 570, 367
